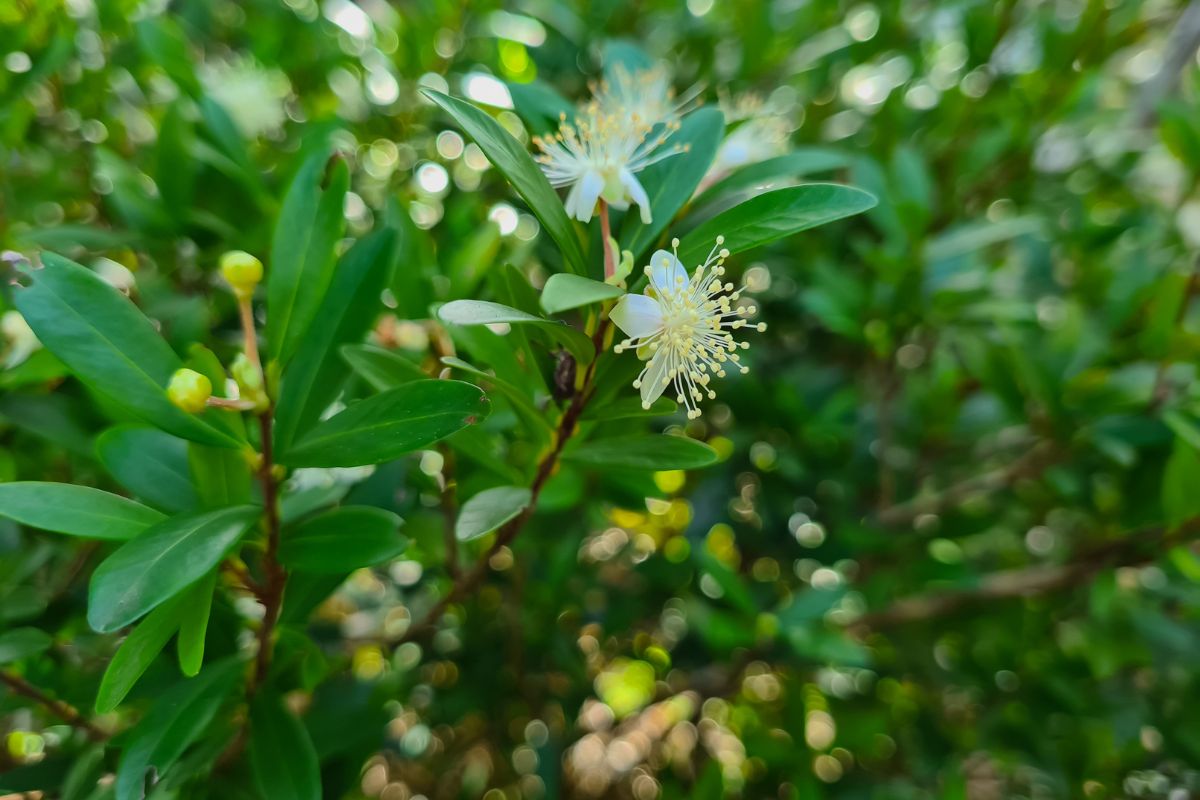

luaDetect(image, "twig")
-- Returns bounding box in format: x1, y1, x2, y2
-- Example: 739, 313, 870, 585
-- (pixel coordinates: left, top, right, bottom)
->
249, 409, 284, 693
875, 442, 1057, 527
439, 445, 460, 579
850, 517, 1200, 630
1150, 268, 1199, 409
599, 200, 615, 280
0, 671, 105, 739
391, 321, 610, 646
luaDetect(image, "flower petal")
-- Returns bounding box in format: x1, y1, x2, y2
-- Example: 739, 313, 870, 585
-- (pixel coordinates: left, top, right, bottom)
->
640, 346, 672, 407
610, 293, 664, 340
567, 169, 605, 222
647, 249, 688, 294
621, 168, 652, 224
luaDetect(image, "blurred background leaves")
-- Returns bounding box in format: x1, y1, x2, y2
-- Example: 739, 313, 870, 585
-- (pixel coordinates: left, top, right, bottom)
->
3, 0, 1200, 798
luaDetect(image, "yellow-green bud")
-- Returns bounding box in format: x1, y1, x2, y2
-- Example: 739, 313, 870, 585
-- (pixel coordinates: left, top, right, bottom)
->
219, 250, 263, 299
230, 353, 268, 412
167, 368, 212, 414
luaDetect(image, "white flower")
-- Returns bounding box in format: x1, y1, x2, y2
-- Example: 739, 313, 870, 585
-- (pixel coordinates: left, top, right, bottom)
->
533, 104, 683, 225
2, 310, 40, 368
610, 238, 765, 419
200, 56, 291, 140
710, 116, 789, 174
594, 63, 692, 129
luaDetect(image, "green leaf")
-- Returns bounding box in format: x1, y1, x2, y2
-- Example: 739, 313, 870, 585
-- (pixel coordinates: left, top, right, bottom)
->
564, 435, 719, 470
282, 380, 489, 468
440, 357, 552, 441
0, 628, 53, 664
13, 254, 238, 447
540, 274, 624, 315
114, 660, 241, 800
924, 216, 1043, 262
438, 300, 595, 364
279, 506, 406, 573
188, 444, 252, 508
580, 396, 677, 422
249, 694, 321, 800
88, 505, 261, 633
675, 184, 877, 265
176, 571, 217, 677
455, 486, 532, 542
133, 17, 200, 96
267, 150, 350, 364
692, 148, 851, 207
505, 79, 574, 135
619, 107, 724, 258
95, 595, 186, 713
341, 343, 429, 391
0, 482, 163, 541
97, 426, 199, 512
423, 90, 588, 276
275, 229, 396, 450
1164, 436, 1200, 528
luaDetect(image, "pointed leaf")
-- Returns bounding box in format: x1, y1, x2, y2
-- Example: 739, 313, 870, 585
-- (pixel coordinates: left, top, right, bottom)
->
341, 343, 429, 391
114, 660, 241, 800
438, 300, 594, 364
540, 274, 624, 315
268, 150, 350, 363
423, 90, 587, 276
275, 230, 396, 449
693, 148, 851, 207
13, 254, 237, 447
95, 596, 186, 713
0, 482, 163, 541
97, 426, 199, 512
176, 571, 217, 676
565, 435, 718, 470
619, 107, 724, 258
455, 486, 532, 542
88, 505, 261, 633
0, 628, 53, 664
280, 506, 405, 573
282, 380, 489, 468
675, 184, 877, 265
249, 694, 321, 800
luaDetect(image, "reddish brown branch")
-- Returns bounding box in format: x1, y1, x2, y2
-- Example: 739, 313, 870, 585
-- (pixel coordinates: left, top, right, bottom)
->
392, 321, 610, 646
0, 671, 105, 739
249, 410, 285, 693
851, 518, 1200, 630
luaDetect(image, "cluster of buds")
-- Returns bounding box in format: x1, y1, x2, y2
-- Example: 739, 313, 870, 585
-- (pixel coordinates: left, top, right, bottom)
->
167, 251, 267, 415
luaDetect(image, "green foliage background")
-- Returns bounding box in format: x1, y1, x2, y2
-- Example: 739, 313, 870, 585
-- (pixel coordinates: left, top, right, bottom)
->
3, 0, 1200, 798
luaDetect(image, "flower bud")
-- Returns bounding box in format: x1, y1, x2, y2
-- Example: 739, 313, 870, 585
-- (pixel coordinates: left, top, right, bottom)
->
219, 250, 263, 299
230, 353, 268, 412
167, 368, 212, 414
